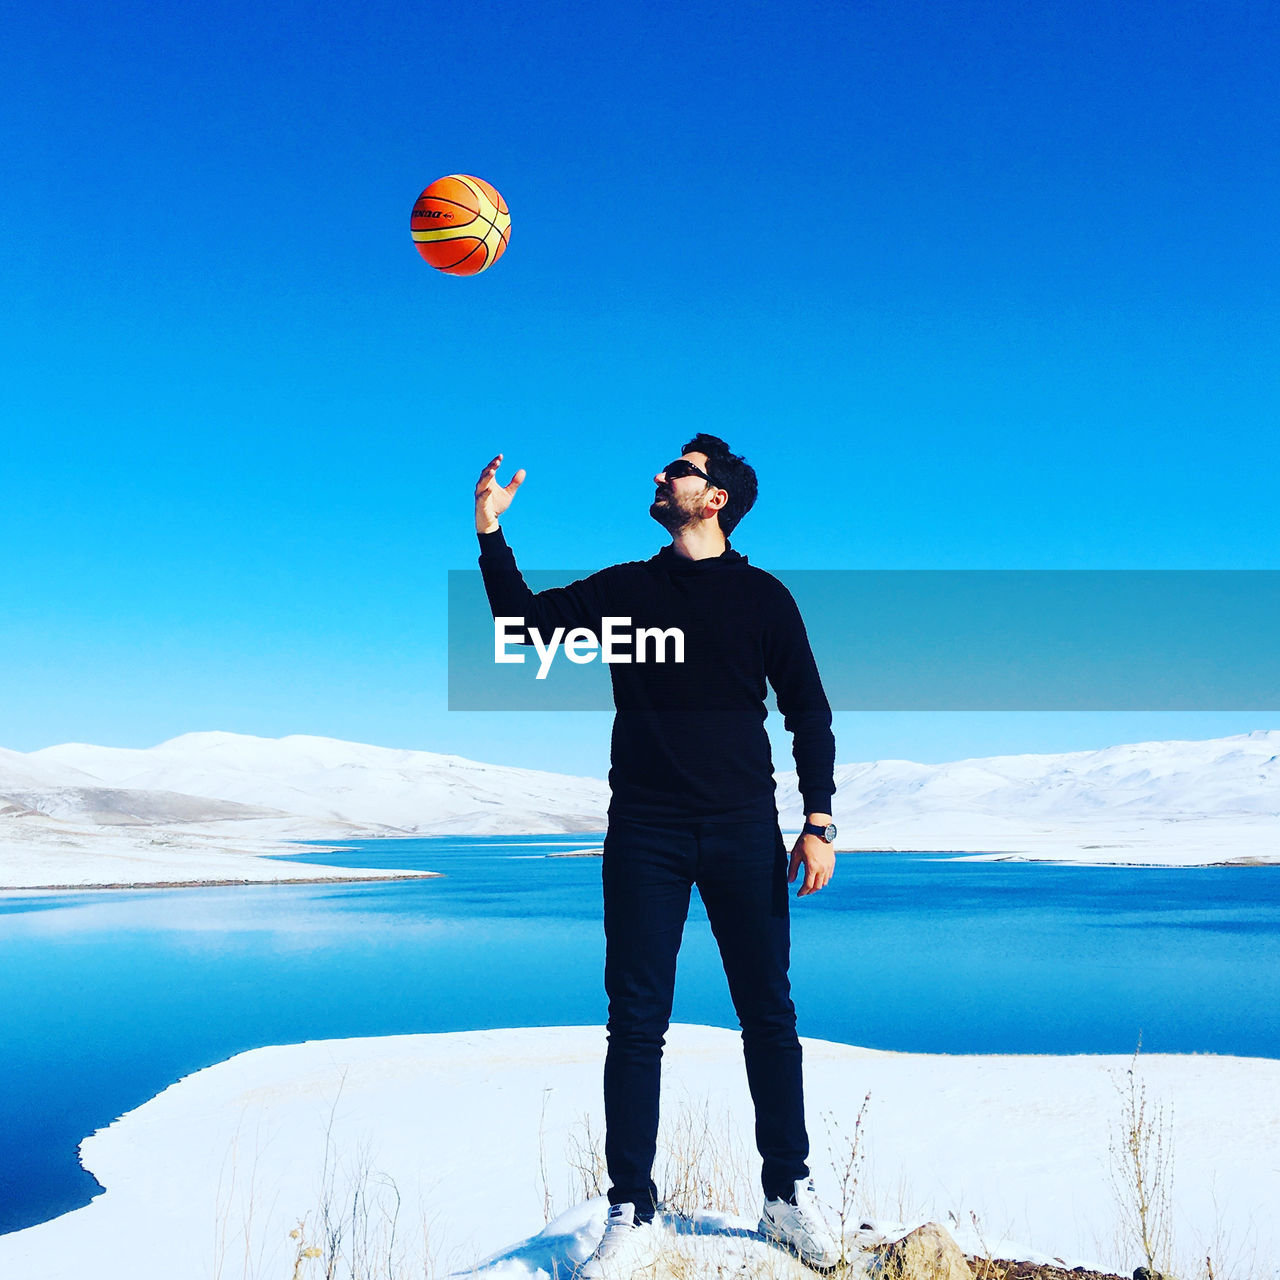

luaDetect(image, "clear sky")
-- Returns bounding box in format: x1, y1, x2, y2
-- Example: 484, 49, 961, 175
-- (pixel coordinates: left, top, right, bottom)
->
3, 0, 1277, 775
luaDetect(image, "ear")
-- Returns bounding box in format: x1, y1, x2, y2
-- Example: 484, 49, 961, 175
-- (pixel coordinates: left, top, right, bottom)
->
708, 488, 728, 511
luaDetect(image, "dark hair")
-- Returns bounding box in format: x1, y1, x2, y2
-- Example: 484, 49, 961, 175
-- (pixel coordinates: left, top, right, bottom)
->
680, 433, 758, 535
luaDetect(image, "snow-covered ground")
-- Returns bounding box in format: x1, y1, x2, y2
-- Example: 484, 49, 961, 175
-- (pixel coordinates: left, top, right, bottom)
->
0, 817, 441, 889
2, 730, 1277, 888
776, 730, 1280, 866
14, 732, 613, 835
0, 1024, 1274, 1280
0, 731, 609, 887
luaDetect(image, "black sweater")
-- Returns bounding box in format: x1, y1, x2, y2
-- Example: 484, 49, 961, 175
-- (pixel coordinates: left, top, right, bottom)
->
477, 527, 836, 823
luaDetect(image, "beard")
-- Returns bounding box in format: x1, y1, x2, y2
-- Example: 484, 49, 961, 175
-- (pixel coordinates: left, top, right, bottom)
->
649, 487, 704, 533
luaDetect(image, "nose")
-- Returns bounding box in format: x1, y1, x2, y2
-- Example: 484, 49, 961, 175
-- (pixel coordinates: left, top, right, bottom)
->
654, 469, 667, 486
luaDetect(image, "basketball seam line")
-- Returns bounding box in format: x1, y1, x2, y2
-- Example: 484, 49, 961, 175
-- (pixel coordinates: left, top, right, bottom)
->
462, 176, 507, 259
446, 176, 503, 273
465, 173, 508, 217
460, 175, 502, 265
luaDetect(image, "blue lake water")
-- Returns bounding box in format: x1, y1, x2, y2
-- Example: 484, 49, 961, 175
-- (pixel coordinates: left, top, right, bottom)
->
2, 836, 1279, 1236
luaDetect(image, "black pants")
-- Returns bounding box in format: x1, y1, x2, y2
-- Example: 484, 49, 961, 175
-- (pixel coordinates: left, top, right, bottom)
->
601, 813, 810, 1216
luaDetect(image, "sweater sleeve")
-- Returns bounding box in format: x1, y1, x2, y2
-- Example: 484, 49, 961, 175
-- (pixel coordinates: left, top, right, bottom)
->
763, 584, 836, 817
477, 526, 612, 642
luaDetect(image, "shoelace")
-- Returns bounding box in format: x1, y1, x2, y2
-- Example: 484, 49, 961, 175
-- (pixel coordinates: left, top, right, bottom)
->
780, 1180, 833, 1244
595, 1211, 639, 1259
792, 1202, 826, 1237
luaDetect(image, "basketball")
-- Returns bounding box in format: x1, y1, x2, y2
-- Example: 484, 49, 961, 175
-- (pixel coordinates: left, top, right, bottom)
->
410, 175, 511, 276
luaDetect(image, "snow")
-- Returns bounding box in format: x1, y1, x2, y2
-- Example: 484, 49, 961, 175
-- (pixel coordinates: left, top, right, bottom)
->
0, 1024, 1275, 1280
774, 730, 1280, 865
29, 731, 613, 834
2, 730, 1278, 888
0, 814, 439, 889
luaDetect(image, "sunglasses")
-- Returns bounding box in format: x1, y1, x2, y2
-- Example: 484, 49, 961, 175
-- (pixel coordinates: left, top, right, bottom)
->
660, 459, 720, 487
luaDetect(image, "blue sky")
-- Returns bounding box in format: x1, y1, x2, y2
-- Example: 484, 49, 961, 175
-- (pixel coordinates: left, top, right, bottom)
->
2, 0, 1277, 775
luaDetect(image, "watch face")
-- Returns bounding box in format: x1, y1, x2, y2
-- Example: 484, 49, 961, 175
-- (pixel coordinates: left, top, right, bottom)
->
824, 823, 837, 842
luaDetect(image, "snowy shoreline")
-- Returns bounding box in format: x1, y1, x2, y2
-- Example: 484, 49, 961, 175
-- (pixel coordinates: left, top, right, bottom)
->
3, 832, 1276, 893
3, 871, 441, 892
3, 823, 1276, 892
3, 728, 1277, 888
0, 824, 442, 891
1, 1024, 1276, 1280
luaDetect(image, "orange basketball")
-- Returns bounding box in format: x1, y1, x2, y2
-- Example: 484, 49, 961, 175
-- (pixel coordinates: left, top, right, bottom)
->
410, 174, 511, 276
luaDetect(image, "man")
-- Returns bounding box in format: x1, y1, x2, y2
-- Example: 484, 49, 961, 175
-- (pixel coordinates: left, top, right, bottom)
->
473, 435, 840, 1275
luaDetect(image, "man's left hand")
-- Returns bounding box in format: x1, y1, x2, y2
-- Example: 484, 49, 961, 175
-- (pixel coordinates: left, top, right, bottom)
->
788, 832, 835, 897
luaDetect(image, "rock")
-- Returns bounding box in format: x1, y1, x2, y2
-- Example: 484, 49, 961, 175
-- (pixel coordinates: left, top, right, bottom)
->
879, 1223, 973, 1280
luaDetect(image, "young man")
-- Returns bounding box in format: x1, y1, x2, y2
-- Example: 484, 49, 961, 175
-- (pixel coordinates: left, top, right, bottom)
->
473, 435, 840, 1275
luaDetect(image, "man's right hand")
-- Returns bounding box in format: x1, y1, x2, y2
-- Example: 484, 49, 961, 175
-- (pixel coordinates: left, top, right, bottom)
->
475, 453, 525, 533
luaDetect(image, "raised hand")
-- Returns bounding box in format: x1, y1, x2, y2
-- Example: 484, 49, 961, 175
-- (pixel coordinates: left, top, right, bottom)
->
475, 453, 526, 533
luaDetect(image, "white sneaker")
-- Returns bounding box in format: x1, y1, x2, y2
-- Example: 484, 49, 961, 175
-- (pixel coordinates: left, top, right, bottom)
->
758, 1177, 842, 1270
578, 1202, 665, 1280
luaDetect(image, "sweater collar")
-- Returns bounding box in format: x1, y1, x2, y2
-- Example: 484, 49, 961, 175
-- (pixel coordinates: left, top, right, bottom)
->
652, 540, 748, 572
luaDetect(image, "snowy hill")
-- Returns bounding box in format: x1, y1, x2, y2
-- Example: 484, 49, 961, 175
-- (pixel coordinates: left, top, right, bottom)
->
809, 729, 1279, 819
25, 731, 612, 835
775, 729, 1279, 863
0, 745, 103, 793
2, 730, 1278, 885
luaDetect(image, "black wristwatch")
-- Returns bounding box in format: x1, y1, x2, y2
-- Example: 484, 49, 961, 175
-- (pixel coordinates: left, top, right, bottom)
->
802, 821, 837, 843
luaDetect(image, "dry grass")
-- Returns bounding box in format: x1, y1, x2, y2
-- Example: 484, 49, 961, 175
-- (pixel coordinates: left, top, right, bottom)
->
565, 1109, 610, 1205
966, 1210, 1013, 1280
1107, 1039, 1175, 1277
210, 1068, 1277, 1280
653, 1086, 756, 1219
212, 1111, 286, 1280
1180, 1176, 1263, 1280
821, 1092, 872, 1269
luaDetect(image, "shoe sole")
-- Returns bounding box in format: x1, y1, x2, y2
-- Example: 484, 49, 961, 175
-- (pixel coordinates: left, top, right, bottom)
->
576, 1226, 667, 1280
757, 1217, 841, 1273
